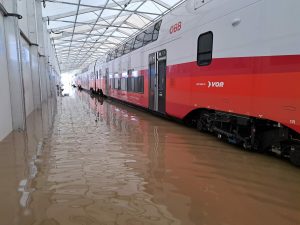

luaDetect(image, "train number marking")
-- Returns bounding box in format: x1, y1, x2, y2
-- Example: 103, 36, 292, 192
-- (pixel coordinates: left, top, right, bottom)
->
208, 81, 224, 88
169, 22, 182, 34
290, 120, 296, 125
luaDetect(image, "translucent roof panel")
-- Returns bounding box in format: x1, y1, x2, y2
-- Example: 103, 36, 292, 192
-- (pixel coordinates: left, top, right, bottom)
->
42, 0, 186, 72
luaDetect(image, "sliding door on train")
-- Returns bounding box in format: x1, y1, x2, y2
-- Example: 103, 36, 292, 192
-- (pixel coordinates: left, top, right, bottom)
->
148, 50, 167, 114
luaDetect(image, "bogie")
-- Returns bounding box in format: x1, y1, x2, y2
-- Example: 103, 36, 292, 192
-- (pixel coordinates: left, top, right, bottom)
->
188, 109, 300, 166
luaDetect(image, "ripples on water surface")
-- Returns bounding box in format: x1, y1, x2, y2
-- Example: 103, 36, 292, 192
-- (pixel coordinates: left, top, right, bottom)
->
0, 90, 300, 225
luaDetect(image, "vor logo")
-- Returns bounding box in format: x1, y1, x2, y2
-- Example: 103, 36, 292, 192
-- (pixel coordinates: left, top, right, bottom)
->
208, 81, 224, 88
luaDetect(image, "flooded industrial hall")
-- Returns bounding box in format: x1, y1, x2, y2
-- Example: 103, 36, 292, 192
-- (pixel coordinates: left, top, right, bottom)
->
0, 90, 300, 225
1, 0, 300, 224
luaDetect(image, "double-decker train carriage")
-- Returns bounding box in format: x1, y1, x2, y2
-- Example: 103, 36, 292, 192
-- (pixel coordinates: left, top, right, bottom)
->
75, 0, 300, 165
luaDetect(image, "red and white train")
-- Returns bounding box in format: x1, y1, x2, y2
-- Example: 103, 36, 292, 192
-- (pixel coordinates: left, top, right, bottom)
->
75, 0, 300, 165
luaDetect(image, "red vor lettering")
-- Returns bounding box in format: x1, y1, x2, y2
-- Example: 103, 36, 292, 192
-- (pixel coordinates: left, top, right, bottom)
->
169, 22, 182, 34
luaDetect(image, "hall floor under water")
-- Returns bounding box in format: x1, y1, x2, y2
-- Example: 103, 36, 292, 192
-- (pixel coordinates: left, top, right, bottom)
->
0, 90, 300, 225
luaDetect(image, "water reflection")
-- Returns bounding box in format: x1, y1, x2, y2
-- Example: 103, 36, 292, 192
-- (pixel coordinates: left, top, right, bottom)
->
1, 91, 300, 225
0, 96, 56, 225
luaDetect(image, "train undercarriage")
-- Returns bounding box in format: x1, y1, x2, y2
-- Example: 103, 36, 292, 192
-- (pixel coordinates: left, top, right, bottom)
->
185, 109, 300, 166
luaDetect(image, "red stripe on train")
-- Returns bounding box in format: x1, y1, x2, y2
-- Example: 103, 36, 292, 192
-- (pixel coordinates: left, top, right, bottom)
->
94, 55, 300, 133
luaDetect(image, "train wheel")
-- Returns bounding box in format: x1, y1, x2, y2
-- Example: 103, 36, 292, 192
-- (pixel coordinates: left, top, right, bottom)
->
197, 119, 205, 131
196, 112, 210, 132
290, 146, 300, 166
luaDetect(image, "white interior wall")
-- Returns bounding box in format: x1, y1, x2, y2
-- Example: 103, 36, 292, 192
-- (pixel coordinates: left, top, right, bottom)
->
0, 0, 60, 141
0, 14, 13, 140
21, 37, 34, 116
2, 0, 13, 12
17, 0, 29, 36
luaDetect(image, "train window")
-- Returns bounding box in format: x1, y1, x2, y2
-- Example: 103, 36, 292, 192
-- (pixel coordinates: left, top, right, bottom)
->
114, 78, 119, 89
153, 20, 162, 41
127, 70, 133, 91
134, 77, 138, 92
197, 31, 213, 66
117, 46, 124, 57
127, 77, 132, 91
106, 53, 111, 62
110, 78, 114, 89
133, 32, 145, 50
111, 52, 116, 60
137, 76, 144, 93
114, 49, 118, 58
143, 25, 155, 44
121, 78, 127, 91
130, 77, 135, 92
105, 68, 109, 80
127, 76, 144, 93
123, 39, 134, 54
106, 20, 162, 60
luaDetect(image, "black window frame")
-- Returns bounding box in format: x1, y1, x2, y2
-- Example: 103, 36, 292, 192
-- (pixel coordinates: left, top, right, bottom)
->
105, 20, 162, 61
116, 45, 124, 57
197, 31, 213, 66
123, 39, 134, 55
133, 32, 145, 50
152, 20, 162, 42
143, 25, 154, 45
106, 53, 112, 62
127, 70, 133, 92
137, 76, 144, 93
127, 77, 132, 92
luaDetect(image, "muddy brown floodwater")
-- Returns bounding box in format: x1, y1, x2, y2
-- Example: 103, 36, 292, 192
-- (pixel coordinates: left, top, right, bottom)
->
0, 90, 300, 225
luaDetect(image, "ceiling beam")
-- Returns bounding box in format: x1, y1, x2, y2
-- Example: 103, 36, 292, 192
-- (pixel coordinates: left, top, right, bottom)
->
49, 19, 139, 30
44, 0, 161, 16
65, 0, 111, 69
47, 12, 132, 32
43, 0, 144, 20
52, 31, 128, 40
152, 0, 171, 9
66, 0, 134, 69
67, 0, 81, 60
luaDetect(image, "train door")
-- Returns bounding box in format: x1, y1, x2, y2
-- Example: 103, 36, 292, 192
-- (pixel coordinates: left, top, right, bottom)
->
148, 49, 167, 114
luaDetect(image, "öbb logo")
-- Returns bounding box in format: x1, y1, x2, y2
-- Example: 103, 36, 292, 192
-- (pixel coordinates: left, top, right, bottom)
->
208, 81, 224, 88
169, 22, 182, 34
